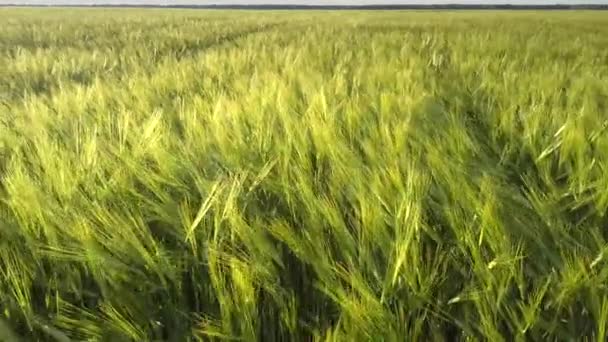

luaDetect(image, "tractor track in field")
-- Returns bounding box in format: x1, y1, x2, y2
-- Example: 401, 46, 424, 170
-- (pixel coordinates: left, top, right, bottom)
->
0, 19, 298, 105
0, 19, 300, 185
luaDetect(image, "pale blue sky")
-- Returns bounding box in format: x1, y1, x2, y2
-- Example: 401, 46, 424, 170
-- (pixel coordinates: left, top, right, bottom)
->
2, 0, 607, 4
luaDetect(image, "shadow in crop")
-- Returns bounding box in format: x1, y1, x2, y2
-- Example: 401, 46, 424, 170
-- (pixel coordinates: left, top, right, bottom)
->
406, 42, 608, 339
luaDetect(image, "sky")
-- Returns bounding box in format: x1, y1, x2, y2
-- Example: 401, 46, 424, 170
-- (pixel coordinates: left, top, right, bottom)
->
2, 0, 608, 5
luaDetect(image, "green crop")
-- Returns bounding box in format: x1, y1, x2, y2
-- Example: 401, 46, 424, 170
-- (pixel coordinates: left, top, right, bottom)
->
1, 8, 608, 341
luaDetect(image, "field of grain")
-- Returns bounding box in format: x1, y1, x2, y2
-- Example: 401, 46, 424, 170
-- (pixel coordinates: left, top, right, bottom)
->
1, 9, 608, 341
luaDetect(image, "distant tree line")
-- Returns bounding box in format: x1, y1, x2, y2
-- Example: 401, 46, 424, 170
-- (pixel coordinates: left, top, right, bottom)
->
3, 4, 608, 10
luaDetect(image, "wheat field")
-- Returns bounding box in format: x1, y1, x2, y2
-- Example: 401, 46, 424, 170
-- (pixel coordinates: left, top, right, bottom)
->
1, 9, 608, 341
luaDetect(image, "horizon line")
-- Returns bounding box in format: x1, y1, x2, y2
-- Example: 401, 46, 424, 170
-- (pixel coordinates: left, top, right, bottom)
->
2, 3, 608, 7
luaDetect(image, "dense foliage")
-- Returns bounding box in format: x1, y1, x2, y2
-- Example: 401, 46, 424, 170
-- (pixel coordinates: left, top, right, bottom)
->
1, 9, 608, 341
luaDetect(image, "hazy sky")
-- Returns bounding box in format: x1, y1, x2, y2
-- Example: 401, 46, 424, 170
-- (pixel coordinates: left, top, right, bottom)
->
2, 0, 608, 4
